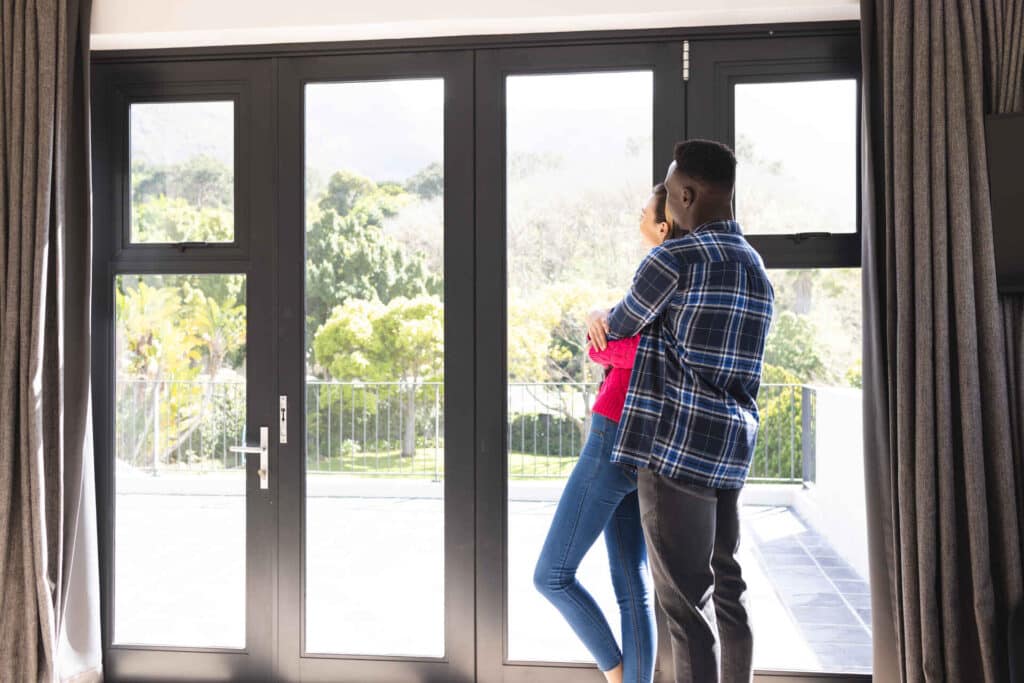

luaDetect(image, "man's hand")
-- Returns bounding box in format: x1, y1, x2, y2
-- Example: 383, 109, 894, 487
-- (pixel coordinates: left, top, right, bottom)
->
586, 309, 611, 351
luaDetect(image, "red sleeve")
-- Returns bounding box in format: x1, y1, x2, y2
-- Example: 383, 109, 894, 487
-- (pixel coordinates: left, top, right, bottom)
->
588, 334, 640, 369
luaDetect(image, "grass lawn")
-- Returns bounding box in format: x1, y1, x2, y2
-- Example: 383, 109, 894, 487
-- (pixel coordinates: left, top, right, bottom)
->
305, 448, 578, 479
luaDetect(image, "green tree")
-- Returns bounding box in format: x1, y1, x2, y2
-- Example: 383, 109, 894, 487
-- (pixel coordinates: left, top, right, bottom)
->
132, 155, 232, 211
116, 279, 201, 467
313, 295, 443, 457
116, 280, 199, 381
845, 358, 863, 388
764, 311, 827, 383
404, 162, 444, 200
189, 289, 246, 379
305, 171, 441, 359
132, 196, 232, 243
754, 365, 804, 481
319, 171, 379, 216
508, 281, 624, 443
116, 276, 248, 469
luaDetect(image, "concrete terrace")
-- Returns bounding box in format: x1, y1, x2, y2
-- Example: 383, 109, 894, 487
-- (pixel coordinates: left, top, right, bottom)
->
113, 474, 871, 675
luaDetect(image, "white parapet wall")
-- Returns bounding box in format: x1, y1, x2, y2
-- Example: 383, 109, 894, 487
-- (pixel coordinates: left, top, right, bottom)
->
791, 386, 869, 581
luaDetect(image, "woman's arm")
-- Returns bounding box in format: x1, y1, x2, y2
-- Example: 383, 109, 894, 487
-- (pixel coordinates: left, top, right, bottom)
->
588, 334, 640, 369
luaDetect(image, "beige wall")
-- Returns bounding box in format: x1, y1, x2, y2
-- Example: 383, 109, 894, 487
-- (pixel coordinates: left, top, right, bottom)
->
91, 0, 859, 50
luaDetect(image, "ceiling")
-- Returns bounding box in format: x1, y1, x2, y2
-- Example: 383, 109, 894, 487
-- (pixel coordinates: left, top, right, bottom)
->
91, 0, 859, 50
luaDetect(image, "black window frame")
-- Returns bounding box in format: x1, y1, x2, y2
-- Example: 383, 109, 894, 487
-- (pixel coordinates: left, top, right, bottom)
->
91, 57, 278, 681
687, 33, 863, 269
102, 60, 258, 259
91, 21, 867, 683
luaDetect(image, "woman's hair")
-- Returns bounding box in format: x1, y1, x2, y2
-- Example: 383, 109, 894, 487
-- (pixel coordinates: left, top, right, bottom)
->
652, 183, 669, 223
651, 183, 688, 240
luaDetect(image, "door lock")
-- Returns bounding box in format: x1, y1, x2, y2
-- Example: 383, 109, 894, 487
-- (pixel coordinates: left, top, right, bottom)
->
230, 426, 270, 489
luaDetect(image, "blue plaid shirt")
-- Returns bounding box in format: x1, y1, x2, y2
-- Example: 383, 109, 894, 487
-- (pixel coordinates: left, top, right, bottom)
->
607, 220, 774, 489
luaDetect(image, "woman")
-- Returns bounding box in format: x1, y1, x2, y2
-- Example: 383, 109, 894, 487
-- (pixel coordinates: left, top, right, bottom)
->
533, 184, 681, 683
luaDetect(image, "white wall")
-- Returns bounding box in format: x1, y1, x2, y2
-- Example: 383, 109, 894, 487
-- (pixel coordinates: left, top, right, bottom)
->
91, 0, 859, 50
793, 387, 869, 581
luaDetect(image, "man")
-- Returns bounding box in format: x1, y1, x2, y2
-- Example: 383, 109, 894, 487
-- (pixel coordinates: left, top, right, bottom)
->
587, 139, 774, 683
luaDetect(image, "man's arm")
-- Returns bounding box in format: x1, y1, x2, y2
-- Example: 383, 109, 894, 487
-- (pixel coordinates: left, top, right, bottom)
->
605, 246, 680, 341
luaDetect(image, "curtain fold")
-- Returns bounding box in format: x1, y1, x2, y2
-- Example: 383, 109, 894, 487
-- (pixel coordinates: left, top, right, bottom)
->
0, 1, 101, 681
861, 1, 1024, 681
1006, 299, 1024, 578
987, 0, 1024, 614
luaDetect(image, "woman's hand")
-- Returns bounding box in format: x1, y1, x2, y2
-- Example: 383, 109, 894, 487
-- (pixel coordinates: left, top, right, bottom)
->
586, 309, 611, 351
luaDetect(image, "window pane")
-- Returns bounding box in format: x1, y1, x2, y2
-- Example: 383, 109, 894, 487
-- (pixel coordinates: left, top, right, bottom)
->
114, 273, 247, 648
748, 267, 870, 674
735, 80, 857, 235
504, 71, 653, 663
303, 79, 445, 657
130, 101, 235, 243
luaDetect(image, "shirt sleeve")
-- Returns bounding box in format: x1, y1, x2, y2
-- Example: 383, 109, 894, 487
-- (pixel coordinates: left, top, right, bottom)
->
588, 334, 640, 368
606, 246, 680, 339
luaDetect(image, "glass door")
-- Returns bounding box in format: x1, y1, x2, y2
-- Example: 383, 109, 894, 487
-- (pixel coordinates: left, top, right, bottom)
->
473, 43, 683, 683
92, 28, 863, 682
92, 59, 277, 681
686, 36, 869, 679
276, 52, 475, 682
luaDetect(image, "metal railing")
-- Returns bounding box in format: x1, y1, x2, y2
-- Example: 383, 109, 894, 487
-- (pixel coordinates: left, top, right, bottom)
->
115, 379, 814, 483
115, 379, 246, 473
749, 384, 816, 484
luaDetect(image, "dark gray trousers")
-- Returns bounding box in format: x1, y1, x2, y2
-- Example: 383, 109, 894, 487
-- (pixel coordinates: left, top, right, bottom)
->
637, 469, 753, 683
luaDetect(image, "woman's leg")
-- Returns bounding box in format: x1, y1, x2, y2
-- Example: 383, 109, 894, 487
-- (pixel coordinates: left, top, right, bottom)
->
533, 415, 628, 674
605, 489, 656, 683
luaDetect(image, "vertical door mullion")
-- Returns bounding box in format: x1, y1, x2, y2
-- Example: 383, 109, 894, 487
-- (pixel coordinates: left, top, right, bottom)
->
275, 53, 306, 683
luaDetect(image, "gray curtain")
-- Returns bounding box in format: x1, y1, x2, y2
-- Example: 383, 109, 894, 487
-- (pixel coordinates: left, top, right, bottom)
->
988, 0, 1024, 603
0, 1, 102, 681
861, 1, 1024, 681
1007, 300, 1024, 563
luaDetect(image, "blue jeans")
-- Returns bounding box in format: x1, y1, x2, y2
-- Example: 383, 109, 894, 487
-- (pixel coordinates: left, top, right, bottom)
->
533, 413, 656, 682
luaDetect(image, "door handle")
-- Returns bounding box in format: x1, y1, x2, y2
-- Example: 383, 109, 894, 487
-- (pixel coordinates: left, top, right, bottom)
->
230, 426, 270, 489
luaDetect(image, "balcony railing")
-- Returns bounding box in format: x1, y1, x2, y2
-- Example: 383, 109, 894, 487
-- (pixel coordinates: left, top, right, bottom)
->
115, 379, 814, 483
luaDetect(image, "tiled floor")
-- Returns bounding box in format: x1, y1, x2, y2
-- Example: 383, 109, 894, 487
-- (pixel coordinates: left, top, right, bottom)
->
745, 506, 872, 674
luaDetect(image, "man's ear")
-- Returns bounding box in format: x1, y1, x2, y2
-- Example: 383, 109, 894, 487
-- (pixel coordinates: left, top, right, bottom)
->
682, 184, 696, 207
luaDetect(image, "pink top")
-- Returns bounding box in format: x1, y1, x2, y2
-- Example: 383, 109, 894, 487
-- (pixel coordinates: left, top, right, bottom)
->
588, 334, 641, 423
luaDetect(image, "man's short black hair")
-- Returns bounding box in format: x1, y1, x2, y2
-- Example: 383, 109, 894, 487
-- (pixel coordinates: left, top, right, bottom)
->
673, 139, 736, 193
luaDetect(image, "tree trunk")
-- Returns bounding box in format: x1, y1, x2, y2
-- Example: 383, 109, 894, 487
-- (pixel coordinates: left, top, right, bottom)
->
402, 382, 417, 458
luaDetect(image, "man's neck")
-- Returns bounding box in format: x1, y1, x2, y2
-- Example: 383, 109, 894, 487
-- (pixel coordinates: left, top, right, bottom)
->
690, 209, 734, 231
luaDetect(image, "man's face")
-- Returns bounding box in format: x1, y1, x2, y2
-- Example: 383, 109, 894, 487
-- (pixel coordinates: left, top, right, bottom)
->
663, 161, 693, 232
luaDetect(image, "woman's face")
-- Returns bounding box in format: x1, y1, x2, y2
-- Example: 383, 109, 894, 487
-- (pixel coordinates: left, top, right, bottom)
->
639, 194, 669, 249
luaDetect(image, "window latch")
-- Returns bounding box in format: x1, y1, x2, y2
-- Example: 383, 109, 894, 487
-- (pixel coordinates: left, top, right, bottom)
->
790, 232, 832, 244
172, 241, 210, 252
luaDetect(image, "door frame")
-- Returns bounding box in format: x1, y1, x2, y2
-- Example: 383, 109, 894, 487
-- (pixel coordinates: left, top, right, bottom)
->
91, 57, 278, 681
274, 50, 477, 683
92, 20, 869, 683
472, 41, 684, 683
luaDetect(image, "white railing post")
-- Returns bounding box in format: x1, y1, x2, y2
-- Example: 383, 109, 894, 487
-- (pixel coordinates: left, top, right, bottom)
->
433, 384, 440, 483
151, 380, 160, 476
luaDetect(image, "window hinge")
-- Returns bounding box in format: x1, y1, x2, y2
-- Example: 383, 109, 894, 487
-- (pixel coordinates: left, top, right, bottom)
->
682, 40, 690, 82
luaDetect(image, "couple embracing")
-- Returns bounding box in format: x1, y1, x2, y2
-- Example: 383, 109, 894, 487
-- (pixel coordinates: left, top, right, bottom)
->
533, 139, 775, 683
